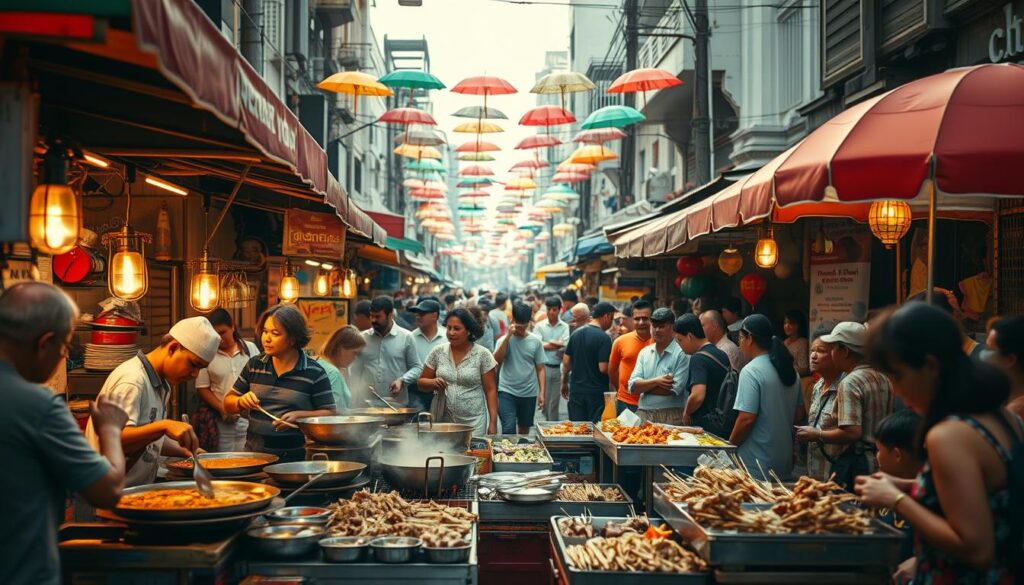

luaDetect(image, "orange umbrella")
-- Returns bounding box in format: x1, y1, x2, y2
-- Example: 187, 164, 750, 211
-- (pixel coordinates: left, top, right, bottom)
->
519, 105, 576, 127
458, 165, 494, 177
317, 71, 392, 116
568, 145, 617, 165
456, 141, 501, 153
453, 120, 504, 133
608, 68, 682, 110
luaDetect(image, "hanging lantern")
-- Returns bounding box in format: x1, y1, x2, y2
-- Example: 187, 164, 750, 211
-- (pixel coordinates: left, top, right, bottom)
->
279, 262, 299, 303
313, 270, 330, 297
718, 247, 743, 276
740, 273, 768, 306
868, 200, 912, 248
103, 227, 151, 301
340, 270, 354, 298
188, 251, 221, 312
675, 255, 702, 277
754, 227, 779, 269
29, 144, 80, 255
673, 274, 685, 290
680, 275, 710, 299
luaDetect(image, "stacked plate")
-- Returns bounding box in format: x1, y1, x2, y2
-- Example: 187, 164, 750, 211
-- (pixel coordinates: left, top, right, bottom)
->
84, 343, 139, 371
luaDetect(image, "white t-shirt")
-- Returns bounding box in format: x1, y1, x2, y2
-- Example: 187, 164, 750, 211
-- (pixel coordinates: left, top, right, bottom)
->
196, 341, 259, 402
85, 353, 168, 487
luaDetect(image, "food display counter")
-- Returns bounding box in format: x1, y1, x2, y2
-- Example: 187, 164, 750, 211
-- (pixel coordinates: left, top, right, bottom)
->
536, 423, 604, 483
477, 484, 632, 523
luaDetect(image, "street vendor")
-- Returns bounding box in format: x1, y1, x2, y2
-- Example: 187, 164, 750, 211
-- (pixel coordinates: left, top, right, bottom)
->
85, 316, 220, 486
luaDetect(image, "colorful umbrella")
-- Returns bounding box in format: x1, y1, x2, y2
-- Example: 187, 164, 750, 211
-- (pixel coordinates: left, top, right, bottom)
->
317, 71, 392, 116
379, 70, 445, 90
409, 188, 446, 199
405, 159, 446, 172
506, 178, 537, 190
574, 127, 628, 144
459, 189, 491, 197
515, 135, 562, 150
452, 105, 508, 119
458, 165, 494, 177
458, 177, 495, 188
519, 105, 576, 127
568, 145, 618, 165
394, 144, 442, 159
581, 105, 645, 130
458, 152, 497, 161
456, 141, 501, 153
453, 121, 504, 133
379, 107, 437, 126
510, 160, 550, 171
451, 75, 517, 96
552, 172, 590, 183
530, 71, 596, 109
557, 162, 596, 173
394, 128, 446, 146
608, 68, 682, 109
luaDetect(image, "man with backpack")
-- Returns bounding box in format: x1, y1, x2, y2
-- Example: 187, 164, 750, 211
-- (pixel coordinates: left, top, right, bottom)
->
674, 314, 737, 438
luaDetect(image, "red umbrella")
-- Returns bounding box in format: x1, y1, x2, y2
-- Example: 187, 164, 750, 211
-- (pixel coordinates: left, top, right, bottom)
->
519, 105, 576, 127
378, 107, 437, 126
552, 172, 589, 183
515, 135, 561, 150
574, 128, 628, 144
510, 160, 550, 171
451, 76, 517, 96
456, 141, 501, 153
608, 68, 682, 93
409, 188, 445, 199
458, 165, 494, 177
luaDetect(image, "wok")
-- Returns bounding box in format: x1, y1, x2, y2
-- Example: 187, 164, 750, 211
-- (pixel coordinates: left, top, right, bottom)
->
379, 453, 478, 496
345, 407, 419, 427
382, 422, 474, 455
264, 455, 366, 487
295, 415, 384, 446
112, 480, 279, 520
165, 452, 278, 477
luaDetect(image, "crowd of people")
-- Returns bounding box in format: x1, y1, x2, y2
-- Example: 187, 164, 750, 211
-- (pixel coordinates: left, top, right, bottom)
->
0, 280, 1021, 583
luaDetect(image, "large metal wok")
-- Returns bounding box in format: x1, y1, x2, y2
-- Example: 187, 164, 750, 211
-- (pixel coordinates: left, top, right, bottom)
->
295, 415, 384, 446
382, 412, 474, 454
378, 453, 478, 496
165, 452, 278, 477
344, 407, 419, 427
264, 454, 366, 487
112, 480, 280, 520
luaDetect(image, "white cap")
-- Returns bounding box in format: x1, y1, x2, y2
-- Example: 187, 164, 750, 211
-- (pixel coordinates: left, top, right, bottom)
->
168, 316, 221, 363
820, 321, 867, 353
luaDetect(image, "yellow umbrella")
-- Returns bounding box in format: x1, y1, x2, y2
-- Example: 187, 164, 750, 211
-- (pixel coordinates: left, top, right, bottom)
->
458, 153, 496, 161
506, 177, 537, 190
453, 120, 504, 133
394, 143, 443, 160
567, 145, 618, 165
317, 71, 392, 116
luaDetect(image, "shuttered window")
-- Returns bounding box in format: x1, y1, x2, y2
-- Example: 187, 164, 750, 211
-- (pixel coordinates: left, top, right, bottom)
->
779, 9, 804, 109
822, 0, 864, 88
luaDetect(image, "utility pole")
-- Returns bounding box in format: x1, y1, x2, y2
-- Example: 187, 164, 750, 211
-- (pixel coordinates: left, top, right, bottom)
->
692, 0, 712, 186
622, 0, 639, 209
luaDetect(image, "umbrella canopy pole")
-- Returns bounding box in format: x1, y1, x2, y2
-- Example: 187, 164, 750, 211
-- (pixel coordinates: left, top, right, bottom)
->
926, 179, 937, 304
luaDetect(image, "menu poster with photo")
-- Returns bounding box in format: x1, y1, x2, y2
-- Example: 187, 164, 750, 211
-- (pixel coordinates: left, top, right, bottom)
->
809, 228, 872, 331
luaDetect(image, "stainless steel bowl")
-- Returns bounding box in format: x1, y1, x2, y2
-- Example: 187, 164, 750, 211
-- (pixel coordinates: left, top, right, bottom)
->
265, 506, 333, 526
423, 545, 471, 564
247, 524, 325, 558
370, 536, 422, 563
319, 536, 371, 563
296, 415, 385, 446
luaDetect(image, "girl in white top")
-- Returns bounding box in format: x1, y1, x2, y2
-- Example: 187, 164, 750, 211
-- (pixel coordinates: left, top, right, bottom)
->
197, 309, 259, 452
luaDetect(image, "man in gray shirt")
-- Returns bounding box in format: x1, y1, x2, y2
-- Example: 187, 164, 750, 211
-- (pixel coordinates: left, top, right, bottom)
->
535, 296, 570, 421
0, 282, 128, 585
407, 299, 447, 413
489, 292, 510, 344
628, 308, 689, 425
350, 296, 420, 406
494, 302, 546, 433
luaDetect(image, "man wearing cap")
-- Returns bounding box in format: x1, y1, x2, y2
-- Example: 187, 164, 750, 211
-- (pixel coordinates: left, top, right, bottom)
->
628, 308, 689, 425
407, 299, 446, 413
86, 316, 221, 487
562, 302, 616, 422
818, 322, 895, 481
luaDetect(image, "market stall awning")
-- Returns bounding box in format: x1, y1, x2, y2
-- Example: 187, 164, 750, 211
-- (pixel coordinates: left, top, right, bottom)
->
574, 233, 614, 260
9, 0, 385, 245
535, 261, 570, 280
385, 237, 425, 254
404, 253, 442, 281
366, 210, 406, 240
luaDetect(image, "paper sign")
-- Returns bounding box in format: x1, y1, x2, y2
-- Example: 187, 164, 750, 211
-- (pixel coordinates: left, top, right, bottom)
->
809, 228, 872, 331
284, 208, 346, 260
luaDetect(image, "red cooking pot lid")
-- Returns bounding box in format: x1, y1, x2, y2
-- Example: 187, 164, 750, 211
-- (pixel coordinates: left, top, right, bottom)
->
53, 247, 94, 283
94, 312, 142, 328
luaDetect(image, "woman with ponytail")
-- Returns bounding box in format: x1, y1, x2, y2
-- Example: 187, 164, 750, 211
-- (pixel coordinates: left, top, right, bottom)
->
729, 314, 804, 479
196, 308, 259, 451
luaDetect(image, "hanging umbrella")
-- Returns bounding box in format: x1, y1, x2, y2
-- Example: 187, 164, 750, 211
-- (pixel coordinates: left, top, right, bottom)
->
394, 144, 442, 159
409, 188, 446, 199
546, 184, 579, 196
451, 75, 517, 96
456, 141, 501, 153
519, 105, 576, 127
515, 135, 562, 150
459, 189, 491, 197
506, 178, 538, 190
568, 145, 618, 164
458, 177, 495, 188
510, 160, 550, 171
557, 162, 597, 173
394, 128, 446, 146
379, 107, 437, 126
552, 172, 590, 183
317, 71, 392, 116
453, 121, 504, 133
608, 67, 683, 109
574, 127, 628, 144
458, 165, 494, 176
405, 159, 446, 172
458, 152, 497, 161
452, 105, 509, 119
581, 105, 645, 129
379, 70, 445, 90
530, 71, 596, 109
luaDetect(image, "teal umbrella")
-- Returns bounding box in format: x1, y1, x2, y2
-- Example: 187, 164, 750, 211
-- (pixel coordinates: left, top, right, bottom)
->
581, 105, 645, 129
457, 177, 494, 187
405, 159, 446, 172
544, 184, 578, 195
379, 70, 445, 90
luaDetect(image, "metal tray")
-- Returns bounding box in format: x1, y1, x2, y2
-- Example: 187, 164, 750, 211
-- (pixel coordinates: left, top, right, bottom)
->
651, 484, 905, 568
549, 515, 710, 585
164, 452, 279, 477
594, 428, 735, 467
536, 422, 595, 444
478, 484, 632, 523
112, 481, 280, 520
491, 435, 553, 473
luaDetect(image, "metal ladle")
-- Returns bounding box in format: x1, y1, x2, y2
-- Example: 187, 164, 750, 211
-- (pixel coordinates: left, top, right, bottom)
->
368, 385, 399, 413
180, 414, 215, 498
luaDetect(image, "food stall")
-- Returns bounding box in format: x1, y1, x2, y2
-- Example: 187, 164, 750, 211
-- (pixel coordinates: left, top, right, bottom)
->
537, 421, 606, 483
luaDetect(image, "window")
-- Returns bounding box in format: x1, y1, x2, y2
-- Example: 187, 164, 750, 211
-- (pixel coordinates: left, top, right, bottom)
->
778, 8, 804, 109
354, 157, 363, 194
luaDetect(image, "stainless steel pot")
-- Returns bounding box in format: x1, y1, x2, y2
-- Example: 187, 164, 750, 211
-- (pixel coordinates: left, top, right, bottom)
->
378, 453, 478, 496
264, 454, 366, 487
320, 536, 370, 563
295, 415, 384, 446
344, 407, 419, 427
370, 537, 422, 563
247, 524, 324, 558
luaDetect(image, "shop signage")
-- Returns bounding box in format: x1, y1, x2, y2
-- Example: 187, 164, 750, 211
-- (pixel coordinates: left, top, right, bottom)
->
808, 228, 872, 332
297, 299, 349, 353
283, 208, 347, 259
988, 2, 1024, 62
237, 68, 298, 156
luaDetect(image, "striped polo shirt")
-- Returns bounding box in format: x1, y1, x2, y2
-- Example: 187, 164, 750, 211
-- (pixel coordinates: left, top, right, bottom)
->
232, 352, 336, 441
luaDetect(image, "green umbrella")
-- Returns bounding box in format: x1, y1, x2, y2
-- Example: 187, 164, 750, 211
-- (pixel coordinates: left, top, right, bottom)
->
379, 70, 445, 90
581, 105, 645, 129
457, 177, 494, 186
457, 152, 497, 162
405, 159, 446, 172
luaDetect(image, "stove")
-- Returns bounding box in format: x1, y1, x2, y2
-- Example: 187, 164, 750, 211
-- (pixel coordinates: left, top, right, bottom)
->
369, 472, 477, 501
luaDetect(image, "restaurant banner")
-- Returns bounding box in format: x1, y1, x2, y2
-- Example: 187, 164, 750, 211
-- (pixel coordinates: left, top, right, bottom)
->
284, 208, 346, 259
809, 227, 872, 331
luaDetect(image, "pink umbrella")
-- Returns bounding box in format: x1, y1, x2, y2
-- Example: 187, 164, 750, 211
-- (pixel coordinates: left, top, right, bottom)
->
510, 160, 550, 171
519, 105, 576, 127
515, 135, 562, 150
458, 165, 494, 176
552, 172, 589, 183
573, 128, 628, 144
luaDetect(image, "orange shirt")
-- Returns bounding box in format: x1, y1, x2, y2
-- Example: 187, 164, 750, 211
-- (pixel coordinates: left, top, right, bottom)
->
609, 331, 654, 405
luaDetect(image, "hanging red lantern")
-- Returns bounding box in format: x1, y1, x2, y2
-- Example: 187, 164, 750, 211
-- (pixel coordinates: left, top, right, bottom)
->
740, 273, 768, 307
673, 274, 685, 290
675, 255, 702, 277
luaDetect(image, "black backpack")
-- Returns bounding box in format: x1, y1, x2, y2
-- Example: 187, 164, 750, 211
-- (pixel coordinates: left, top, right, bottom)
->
694, 349, 739, 439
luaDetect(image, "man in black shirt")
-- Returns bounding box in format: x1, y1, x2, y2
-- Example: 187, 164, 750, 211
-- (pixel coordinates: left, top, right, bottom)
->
674, 314, 730, 427
562, 302, 616, 422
